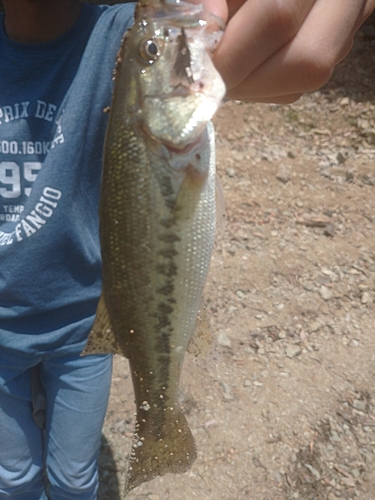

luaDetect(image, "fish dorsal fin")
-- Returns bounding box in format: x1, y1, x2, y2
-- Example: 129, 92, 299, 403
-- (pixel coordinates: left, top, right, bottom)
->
81, 294, 124, 356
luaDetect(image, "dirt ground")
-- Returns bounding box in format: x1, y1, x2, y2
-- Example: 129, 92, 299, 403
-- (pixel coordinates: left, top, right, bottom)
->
97, 25, 375, 500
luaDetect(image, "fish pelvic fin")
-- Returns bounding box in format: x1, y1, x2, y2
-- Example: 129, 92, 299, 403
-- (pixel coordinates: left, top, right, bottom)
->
81, 294, 125, 356
125, 408, 197, 494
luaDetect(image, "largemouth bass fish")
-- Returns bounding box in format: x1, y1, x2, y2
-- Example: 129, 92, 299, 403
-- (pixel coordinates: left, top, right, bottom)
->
83, 0, 225, 493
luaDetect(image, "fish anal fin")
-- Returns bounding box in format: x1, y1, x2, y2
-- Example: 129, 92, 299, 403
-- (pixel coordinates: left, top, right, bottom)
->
81, 294, 125, 357
125, 409, 196, 494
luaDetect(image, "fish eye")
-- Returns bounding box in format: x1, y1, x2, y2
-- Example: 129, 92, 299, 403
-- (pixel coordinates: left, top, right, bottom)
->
139, 39, 161, 63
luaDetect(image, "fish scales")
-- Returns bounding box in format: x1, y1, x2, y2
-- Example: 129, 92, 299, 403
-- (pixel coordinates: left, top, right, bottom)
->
103, 126, 216, 493
83, 0, 225, 494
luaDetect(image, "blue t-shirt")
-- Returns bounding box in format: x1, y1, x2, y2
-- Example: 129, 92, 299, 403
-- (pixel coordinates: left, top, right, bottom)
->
0, 3, 135, 356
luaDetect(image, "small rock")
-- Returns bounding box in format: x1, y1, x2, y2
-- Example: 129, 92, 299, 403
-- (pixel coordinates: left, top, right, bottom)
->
276, 164, 291, 184
345, 169, 354, 182
328, 493, 339, 500
227, 245, 237, 256
274, 303, 285, 311
363, 128, 375, 145
303, 282, 315, 292
320, 286, 332, 301
219, 380, 234, 400
286, 345, 301, 358
296, 213, 331, 227
316, 274, 331, 286
309, 320, 321, 333
304, 463, 321, 480
351, 468, 360, 479
361, 291, 372, 304
358, 283, 370, 291
358, 118, 370, 130
324, 223, 335, 238
336, 151, 346, 164
341, 476, 356, 487
243, 379, 252, 387
330, 430, 340, 442
218, 331, 232, 348
353, 399, 366, 412
273, 470, 283, 483
226, 167, 236, 177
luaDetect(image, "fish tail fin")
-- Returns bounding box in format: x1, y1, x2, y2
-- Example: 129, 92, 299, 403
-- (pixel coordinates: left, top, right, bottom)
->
124, 409, 196, 494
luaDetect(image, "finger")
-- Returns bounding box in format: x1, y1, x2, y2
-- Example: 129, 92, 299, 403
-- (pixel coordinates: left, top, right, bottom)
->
223, 0, 368, 100
213, 0, 316, 90
355, 0, 375, 30
226, 0, 248, 17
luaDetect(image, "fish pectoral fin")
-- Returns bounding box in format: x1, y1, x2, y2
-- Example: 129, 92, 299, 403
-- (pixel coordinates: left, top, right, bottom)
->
81, 294, 124, 356
125, 409, 196, 494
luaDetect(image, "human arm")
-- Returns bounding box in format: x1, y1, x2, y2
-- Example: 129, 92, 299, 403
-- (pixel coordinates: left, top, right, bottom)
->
192, 0, 375, 103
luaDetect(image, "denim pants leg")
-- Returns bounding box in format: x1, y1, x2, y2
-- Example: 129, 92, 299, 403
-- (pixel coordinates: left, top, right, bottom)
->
0, 353, 112, 500
42, 354, 112, 500
0, 367, 47, 500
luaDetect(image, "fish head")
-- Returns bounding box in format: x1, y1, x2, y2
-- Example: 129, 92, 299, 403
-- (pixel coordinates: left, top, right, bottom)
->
125, 0, 226, 151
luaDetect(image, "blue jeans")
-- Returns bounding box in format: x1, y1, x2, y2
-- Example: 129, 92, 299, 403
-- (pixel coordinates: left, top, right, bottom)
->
0, 352, 113, 500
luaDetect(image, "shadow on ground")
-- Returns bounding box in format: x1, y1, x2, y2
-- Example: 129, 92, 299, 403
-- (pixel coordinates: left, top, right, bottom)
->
318, 19, 375, 104
98, 434, 121, 500
284, 388, 375, 500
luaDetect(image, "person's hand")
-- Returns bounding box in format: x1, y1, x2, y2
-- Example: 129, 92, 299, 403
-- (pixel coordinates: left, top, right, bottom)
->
192, 0, 375, 103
